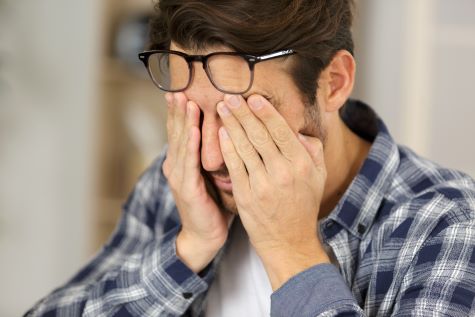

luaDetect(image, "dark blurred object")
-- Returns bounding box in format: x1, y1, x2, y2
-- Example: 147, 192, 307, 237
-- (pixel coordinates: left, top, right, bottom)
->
114, 14, 151, 76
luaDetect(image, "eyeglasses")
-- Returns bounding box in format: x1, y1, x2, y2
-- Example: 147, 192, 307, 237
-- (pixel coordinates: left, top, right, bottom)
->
138, 49, 295, 94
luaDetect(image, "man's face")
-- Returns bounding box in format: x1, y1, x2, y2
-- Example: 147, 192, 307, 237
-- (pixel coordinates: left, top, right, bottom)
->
170, 42, 326, 214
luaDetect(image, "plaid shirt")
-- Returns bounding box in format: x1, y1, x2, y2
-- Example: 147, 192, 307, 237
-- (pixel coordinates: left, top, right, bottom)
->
26, 100, 475, 316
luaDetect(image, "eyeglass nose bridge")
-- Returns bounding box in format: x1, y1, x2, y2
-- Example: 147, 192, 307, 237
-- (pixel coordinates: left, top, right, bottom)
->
183, 54, 211, 72
181, 55, 212, 92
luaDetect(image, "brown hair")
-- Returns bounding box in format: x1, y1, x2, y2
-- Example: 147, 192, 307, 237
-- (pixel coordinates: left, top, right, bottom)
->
149, 0, 355, 105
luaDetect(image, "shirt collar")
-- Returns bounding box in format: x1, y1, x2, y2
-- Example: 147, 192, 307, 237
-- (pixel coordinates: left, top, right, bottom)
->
322, 100, 400, 240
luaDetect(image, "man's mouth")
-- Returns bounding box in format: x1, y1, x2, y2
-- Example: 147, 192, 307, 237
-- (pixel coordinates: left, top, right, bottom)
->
211, 175, 233, 193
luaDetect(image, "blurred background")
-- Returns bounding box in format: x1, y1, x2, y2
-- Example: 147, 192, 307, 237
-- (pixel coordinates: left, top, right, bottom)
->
0, 0, 474, 315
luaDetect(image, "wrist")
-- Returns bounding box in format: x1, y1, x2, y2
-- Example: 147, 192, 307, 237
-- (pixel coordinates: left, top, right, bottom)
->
258, 239, 330, 291
175, 230, 223, 274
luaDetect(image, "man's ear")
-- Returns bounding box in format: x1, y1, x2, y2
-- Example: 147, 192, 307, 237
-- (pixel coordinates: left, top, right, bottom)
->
318, 50, 356, 113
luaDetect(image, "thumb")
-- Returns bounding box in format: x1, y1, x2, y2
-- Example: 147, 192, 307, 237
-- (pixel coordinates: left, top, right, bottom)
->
297, 133, 325, 168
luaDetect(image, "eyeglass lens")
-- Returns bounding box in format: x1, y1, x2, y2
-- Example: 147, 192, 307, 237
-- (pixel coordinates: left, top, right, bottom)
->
206, 54, 252, 93
148, 53, 189, 91
147, 52, 252, 93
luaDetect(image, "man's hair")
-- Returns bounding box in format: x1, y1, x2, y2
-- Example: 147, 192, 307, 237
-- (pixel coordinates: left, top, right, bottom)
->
149, 0, 355, 106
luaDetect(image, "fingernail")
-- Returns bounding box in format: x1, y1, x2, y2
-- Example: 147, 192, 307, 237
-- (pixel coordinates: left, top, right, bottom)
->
217, 102, 231, 117
226, 95, 241, 108
249, 96, 264, 110
220, 127, 229, 139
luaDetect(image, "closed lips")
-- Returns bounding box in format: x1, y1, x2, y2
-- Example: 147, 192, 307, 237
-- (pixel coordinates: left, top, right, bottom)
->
212, 176, 231, 183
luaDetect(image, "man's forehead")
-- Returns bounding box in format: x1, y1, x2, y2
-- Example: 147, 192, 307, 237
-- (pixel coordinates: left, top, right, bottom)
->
170, 41, 234, 55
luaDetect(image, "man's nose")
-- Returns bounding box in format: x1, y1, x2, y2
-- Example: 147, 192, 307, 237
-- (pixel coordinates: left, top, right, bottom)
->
184, 63, 226, 172
200, 116, 225, 172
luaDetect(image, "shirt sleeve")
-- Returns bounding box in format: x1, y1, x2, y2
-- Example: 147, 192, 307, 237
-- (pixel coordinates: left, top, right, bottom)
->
25, 150, 214, 317
392, 219, 475, 316
270, 219, 475, 317
270, 264, 364, 317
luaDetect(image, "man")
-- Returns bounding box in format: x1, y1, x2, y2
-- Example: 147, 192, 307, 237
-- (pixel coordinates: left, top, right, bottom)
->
27, 0, 475, 316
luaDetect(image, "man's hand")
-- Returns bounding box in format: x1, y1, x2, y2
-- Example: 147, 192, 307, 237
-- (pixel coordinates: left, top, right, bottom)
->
163, 92, 233, 273
217, 94, 330, 290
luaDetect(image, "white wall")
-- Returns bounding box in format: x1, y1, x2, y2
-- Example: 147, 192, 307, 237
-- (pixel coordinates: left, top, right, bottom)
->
0, 1, 100, 315
429, 0, 475, 177
353, 0, 475, 177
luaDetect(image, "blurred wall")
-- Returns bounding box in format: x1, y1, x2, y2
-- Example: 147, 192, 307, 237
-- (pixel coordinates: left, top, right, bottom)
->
0, 1, 100, 315
353, 0, 475, 177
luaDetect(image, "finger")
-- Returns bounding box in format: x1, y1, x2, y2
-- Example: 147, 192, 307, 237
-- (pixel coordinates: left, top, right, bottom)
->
167, 93, 189, 186
218, 126, 250, 192
165, 93, 176, 160
297, 133, 325, 170
165, 92, 174, 131
217, 101, 265, 173
184, 126, 203, 186
186, 100, 201, 130
223, 94, 280, 167
170, 92, 187, 159
178, 100, 200, 161
247, 94, 306, 162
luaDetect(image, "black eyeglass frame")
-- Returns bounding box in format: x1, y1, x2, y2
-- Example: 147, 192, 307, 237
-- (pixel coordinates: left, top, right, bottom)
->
138, 49, 295, 94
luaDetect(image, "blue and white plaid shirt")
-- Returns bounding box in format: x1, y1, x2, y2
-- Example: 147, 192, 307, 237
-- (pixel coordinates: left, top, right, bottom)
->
26, 100, 475, 316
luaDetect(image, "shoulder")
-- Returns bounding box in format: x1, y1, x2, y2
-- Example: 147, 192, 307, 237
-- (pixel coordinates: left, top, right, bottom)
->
381, 145, 474, 224
370, 145, 475, 254
396, 145, 475, 205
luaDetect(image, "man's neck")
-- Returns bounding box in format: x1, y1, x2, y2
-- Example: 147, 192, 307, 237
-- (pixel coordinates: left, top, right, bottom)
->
318, 115, 372, 220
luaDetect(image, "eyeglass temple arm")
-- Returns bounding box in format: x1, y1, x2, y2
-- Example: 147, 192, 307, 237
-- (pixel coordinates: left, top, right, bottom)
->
255, 49, 295, 62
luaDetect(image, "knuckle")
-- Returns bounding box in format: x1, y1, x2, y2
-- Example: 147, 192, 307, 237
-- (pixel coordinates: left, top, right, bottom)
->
236, 108, 253, 120
254, 181, 271, 200
177, 135, 190, 155
250, 129, 271, 147
246, 157, 261, 170
237, 140, 255, 157
271, 125, 292, 146
276, 169, 293, 185
280, 147, 294, 159
166, 120, 173, 133
183, 129, 191, 144
169, 130, 180, 142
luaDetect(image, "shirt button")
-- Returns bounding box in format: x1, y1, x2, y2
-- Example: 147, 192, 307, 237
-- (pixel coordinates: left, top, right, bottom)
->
358, 224, 366, 235
182, 292, 193, 299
